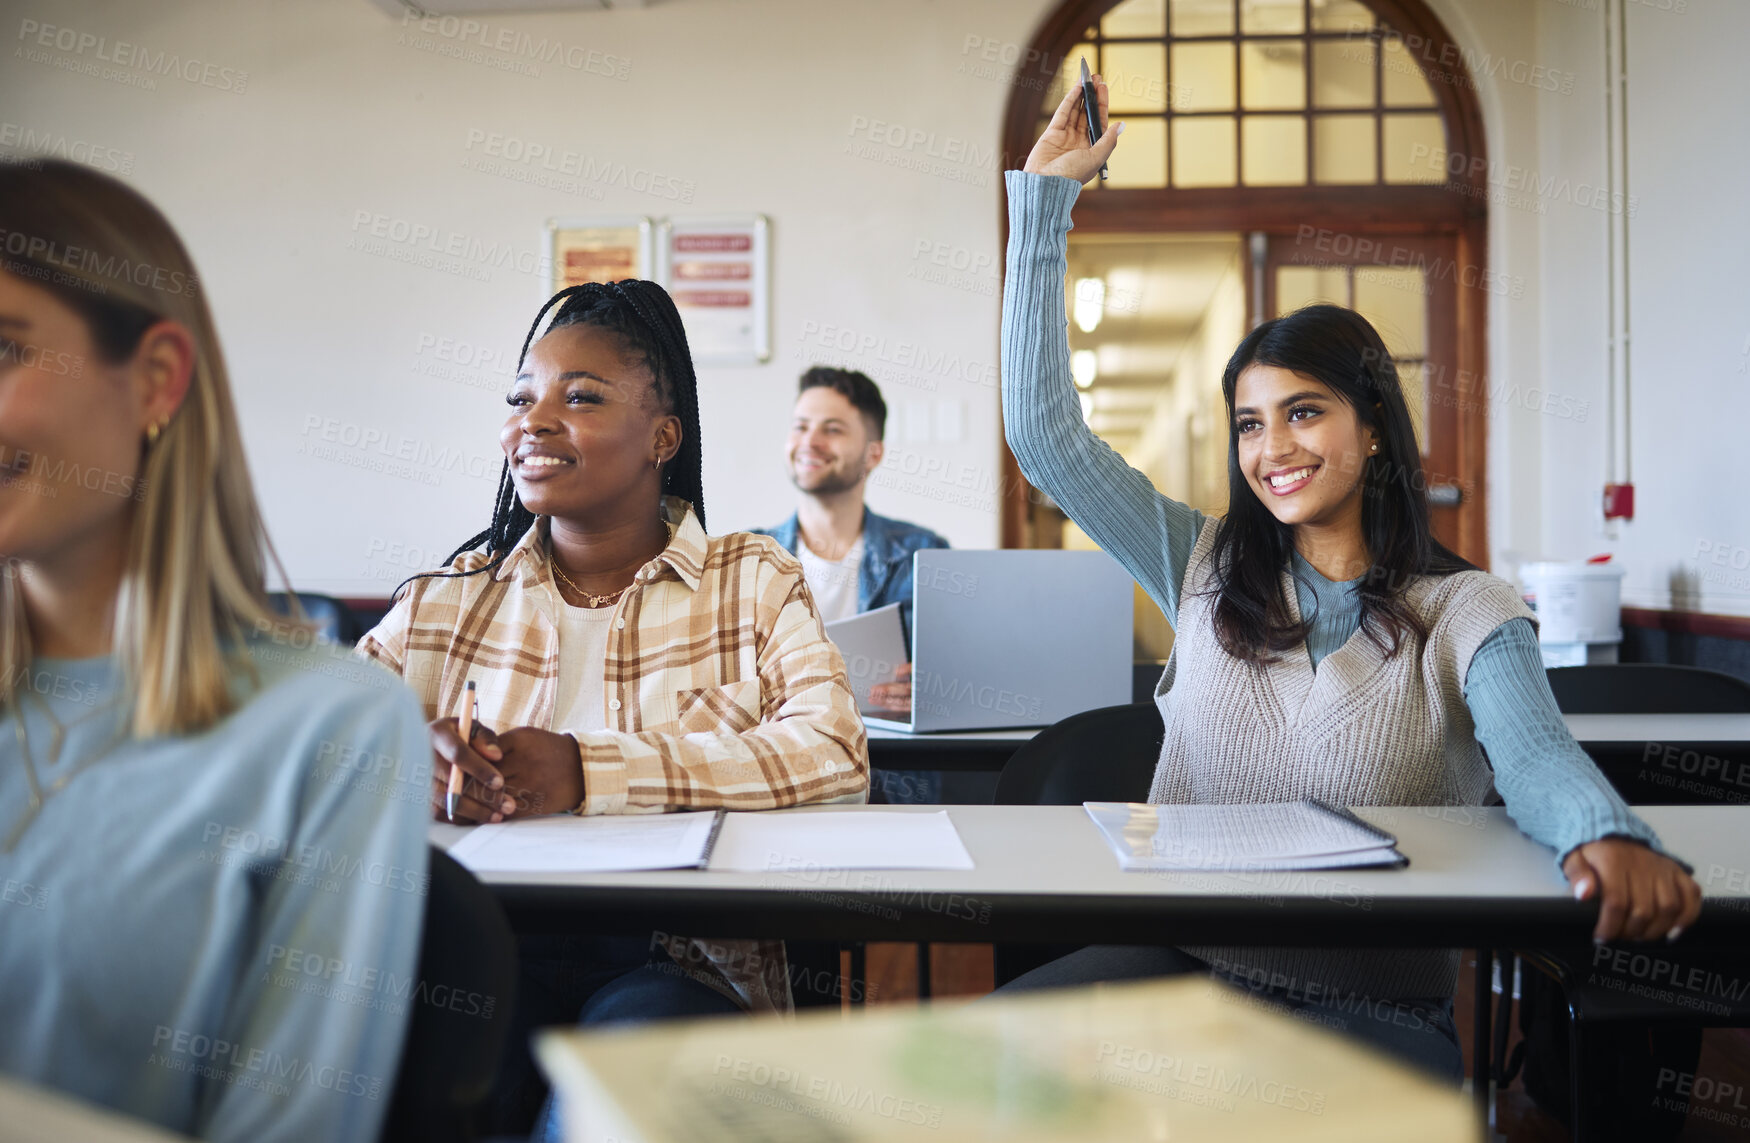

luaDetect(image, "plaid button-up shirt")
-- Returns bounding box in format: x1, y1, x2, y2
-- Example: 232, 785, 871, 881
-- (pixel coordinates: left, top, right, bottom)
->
358, 497, 868, 1010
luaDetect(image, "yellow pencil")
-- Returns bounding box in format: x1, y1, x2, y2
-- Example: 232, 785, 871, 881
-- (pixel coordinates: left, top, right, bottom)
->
446, 680, 477, 822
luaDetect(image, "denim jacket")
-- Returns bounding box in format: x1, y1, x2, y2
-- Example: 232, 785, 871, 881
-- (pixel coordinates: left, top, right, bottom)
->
752, 508, 949, 616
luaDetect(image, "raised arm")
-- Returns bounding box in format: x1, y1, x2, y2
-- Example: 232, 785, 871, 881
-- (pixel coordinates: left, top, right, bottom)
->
1003, 79, 1205, 625
1466, 618, 1701, 942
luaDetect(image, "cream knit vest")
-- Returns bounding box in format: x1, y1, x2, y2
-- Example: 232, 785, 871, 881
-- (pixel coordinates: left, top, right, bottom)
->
1154, 518, 1537, 1001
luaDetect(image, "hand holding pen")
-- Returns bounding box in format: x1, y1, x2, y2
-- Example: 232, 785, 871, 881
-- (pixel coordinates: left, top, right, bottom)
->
1021, 62, 1123, 185
429, 681, 514, 824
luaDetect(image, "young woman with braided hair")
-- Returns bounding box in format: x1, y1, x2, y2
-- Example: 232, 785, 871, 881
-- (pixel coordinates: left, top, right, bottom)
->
358, 280, 866, 1134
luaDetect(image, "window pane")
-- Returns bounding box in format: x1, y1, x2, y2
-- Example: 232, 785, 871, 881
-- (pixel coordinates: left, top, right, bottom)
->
1312, 39, 1374, 108
1172, 0, 1234, 36
1172, 116, 1238, 186
1241, 0, 1304, 34
1103, 0, 1165, 37
1382, 36, 1438, 107
1241, 115, 1306, 185
1395, 360, 1427, 451
1105, 42, 1170, 113
1354, 266, 1427, 357
1382, 114, 1445, 183
1312, 114, 1376, 182
1107, 116, 1168, 187
1310, 0, 1374, 33
1276, 265, 1348, 312
1240, 40, 1305, 110
1172, 42, 1237, 111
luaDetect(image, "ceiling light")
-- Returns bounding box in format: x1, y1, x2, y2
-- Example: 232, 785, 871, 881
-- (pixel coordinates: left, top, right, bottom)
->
1073, 277, 1105, 333
1071, 349, 1098, 389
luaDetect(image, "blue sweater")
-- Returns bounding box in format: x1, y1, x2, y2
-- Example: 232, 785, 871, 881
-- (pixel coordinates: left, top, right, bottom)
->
1001, 168, 1659, 865
0, 639, 432, 1143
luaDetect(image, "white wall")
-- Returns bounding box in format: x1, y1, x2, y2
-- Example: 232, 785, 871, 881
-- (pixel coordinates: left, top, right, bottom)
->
1426, 0, 1750, 613
0, 0, 1056, 594
6, 0, 1747, 614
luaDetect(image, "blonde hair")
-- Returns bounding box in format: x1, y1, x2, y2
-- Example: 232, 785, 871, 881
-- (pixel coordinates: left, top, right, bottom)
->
0, 160, 311, 736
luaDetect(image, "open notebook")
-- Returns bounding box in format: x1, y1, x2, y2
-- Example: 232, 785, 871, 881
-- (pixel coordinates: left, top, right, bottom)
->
1084, 800, 1408, 872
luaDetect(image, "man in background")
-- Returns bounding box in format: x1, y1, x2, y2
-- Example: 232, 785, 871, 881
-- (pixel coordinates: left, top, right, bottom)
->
754, 366, 948, 802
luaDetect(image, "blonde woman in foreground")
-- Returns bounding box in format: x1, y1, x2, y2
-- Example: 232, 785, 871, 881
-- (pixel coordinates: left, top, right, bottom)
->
0, 161, 430, 1143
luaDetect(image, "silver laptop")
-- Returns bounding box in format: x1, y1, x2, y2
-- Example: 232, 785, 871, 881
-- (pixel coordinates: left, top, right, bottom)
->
863, 549, 1133, 733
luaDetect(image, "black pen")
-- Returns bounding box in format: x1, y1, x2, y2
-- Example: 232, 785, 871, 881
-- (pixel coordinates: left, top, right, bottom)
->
1080, 57, 1108, 181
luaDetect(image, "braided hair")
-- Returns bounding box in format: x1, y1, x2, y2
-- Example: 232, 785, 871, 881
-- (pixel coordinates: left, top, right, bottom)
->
396, 280, 704, 599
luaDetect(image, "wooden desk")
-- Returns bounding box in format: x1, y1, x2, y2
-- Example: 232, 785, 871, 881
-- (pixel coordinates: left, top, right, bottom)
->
0, 1077, 195, 1143
534, 975, 1475, 1142
864, 725, 1037, 775
431, 804, 1750, 948
863, 714, 1750, 778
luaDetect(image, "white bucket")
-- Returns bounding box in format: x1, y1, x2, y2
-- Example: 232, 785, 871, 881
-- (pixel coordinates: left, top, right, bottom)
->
1519, 561, 1625, 645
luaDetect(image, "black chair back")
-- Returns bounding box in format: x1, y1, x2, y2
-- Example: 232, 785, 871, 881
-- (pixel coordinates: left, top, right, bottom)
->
990, 703, 1162, 987
381, 847, 518, 1143
268, 591, 363, 645
993, 702, 1163, 806
1546, 663, 1750, 714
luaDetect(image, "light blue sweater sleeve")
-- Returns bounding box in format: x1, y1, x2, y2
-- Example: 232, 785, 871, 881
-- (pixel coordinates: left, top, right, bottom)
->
0, 642, 431, 1143
197, 667, 433, 1143
1464, 618, 1667, 866
1002, 169, 1205, 626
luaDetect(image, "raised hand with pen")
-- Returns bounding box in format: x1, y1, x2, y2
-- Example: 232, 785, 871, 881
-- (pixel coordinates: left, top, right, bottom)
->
1021, 65, 1123, 184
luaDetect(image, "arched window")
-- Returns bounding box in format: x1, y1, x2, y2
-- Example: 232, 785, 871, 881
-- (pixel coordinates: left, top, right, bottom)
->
1001, 0, 1491, 568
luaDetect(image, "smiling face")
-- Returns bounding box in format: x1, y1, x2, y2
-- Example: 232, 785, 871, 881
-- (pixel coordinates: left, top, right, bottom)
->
0, 271, 158, 569
500, 322, 680, 525
1232, 363, 1377, 531
786, 386, 882, 496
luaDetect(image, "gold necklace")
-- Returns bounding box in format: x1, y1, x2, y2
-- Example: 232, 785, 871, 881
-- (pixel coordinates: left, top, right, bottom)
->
20, 685, 118, 766
549, 558, 628, 608
6, 696, 128, 853
549, 517, 677, 609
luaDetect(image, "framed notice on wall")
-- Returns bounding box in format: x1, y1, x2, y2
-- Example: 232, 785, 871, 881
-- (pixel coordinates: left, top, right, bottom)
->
546, 217, 653, 297
656, 215, 771, 364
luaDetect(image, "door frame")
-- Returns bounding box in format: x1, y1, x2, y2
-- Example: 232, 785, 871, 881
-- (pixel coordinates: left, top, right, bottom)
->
997, 0, 1492, 568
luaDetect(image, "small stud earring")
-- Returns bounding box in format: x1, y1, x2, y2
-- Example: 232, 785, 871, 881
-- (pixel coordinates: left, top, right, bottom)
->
146, 421, 161, 445
1370, 443, 1379, 454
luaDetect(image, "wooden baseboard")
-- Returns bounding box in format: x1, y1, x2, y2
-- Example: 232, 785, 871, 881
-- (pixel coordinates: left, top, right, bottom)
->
1621, 606, 1750, 642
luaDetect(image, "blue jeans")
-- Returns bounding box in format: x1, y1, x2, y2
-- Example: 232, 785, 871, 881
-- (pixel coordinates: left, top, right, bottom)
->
489, 935, 744, 1141
1000, 945, 1465, 1085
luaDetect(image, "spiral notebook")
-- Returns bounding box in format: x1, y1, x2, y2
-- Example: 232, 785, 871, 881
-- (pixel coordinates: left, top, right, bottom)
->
1084, 800, 1408, 872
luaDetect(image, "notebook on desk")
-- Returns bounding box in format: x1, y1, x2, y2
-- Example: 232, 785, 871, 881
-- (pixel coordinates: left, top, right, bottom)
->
1085, 800, 1409, 872
862, 549, 1133, 733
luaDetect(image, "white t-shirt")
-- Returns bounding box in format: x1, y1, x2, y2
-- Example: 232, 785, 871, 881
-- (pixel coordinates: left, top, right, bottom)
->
797, 534, 864, 624
549, 601, 616, 733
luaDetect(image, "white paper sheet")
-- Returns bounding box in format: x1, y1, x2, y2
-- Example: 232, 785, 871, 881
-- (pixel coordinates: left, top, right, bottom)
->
447, 812, 720, 874
709, 810, 976, 872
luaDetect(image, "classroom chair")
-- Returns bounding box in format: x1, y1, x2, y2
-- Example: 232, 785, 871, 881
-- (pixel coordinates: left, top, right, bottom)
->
990, 702, 1163, 986
1478, 663, 1750, 1142
381, 847, 519, 1143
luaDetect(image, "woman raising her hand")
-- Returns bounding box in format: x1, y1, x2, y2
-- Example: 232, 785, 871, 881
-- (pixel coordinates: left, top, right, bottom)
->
997, 75, 1700, 1080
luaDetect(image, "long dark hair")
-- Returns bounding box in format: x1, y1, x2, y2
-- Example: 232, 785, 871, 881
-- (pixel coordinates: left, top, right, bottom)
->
1207, 304, 1471, 662
397, 280, 704, 598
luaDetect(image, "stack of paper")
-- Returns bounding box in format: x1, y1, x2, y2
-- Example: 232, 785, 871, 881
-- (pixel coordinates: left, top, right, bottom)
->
1084, 800, 1407, 872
